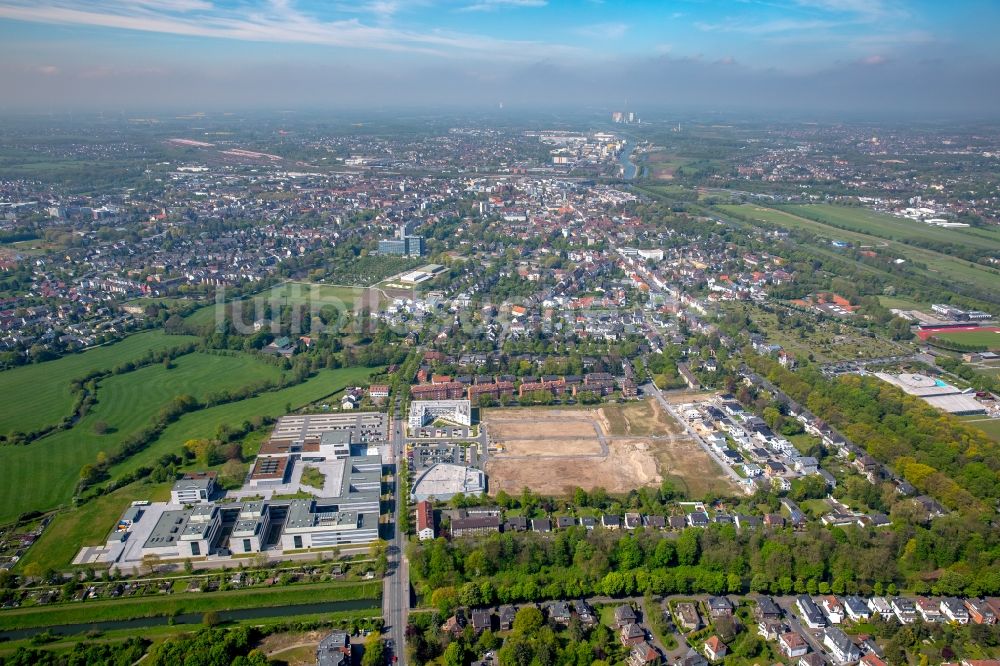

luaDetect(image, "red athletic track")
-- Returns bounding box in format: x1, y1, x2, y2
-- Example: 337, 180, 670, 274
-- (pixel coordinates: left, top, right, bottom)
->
916, 325, 1000, 340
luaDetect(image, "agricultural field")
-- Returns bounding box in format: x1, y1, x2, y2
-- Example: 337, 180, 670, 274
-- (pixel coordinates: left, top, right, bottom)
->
483, 402, 735, 497
0, 352, 285, 523
0, 330, 199, 438
642, 151, 694, 181
718, 204, 1000, 296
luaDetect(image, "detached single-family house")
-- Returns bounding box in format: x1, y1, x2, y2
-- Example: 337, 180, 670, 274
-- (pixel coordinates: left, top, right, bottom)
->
823, 628, 860, 665
704, 636, 727, 662
780, 632, 809, 658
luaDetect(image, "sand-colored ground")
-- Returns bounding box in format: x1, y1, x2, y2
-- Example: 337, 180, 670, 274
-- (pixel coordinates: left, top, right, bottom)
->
497, 438, 604, 456
486, 438, 660, 495
484, 401, 736, 496
598, 399, 684, 437
489, 417, 601, 440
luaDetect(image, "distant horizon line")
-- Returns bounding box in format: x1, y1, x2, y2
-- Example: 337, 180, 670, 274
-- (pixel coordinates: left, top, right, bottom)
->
1, 106, 999, 124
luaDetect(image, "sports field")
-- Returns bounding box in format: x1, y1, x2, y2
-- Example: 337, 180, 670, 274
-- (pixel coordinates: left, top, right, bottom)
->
0, 352, 284, 523
0, 330, 199, 438
922, 327, 1000, 350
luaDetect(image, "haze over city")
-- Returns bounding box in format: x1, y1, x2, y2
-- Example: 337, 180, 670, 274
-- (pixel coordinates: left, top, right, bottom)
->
1, 0, 999, 114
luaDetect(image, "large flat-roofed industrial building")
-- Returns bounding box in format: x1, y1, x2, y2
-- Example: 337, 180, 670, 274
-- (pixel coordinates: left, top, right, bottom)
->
408, 399, 472, 430
875, 372, 987, 415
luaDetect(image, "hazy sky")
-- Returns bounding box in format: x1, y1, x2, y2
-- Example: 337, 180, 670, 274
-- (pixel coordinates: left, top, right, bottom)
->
1, 0, 998, 115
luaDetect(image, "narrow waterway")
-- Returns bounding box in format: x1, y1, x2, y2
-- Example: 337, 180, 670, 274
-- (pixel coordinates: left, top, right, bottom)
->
618, 141, 637, 180
0, 597, 379, 641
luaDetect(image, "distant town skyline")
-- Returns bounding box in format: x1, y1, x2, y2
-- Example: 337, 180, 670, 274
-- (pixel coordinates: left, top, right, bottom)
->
1, 0, 998, 115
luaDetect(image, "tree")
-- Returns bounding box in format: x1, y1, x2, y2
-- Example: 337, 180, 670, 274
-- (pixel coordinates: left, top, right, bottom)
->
202, 611, 220, 627
92, 420, 109, 435
361, 634, 385, 666
142, 553, 162, 575
513, 606, 544, 635
444, 641, 465, 666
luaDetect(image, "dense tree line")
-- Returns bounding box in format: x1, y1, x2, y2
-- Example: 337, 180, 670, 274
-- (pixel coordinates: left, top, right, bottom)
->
0, 637, 148, 666
410, 502, 1000, 610
747, 354, 1000, 511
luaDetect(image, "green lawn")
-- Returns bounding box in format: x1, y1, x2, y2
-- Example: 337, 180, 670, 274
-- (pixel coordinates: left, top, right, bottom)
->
300, 467, 326, 489
0, 330, 199, 438
0, 352, 284, 523
931, 329, 1000, 351
18, 482, 173, 573
0, 581, 380, 631
111, 365, 376, 480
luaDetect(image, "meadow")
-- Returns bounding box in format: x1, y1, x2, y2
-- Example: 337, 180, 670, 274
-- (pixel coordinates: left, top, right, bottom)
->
111, 364, 375, 479
0, 352, 284, 523
782, 204, 1000, 253
0, 330, 199, 438
182, 281, 375, 331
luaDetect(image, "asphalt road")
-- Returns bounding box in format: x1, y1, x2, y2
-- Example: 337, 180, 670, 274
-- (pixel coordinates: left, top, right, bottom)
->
383, 411, 409, 665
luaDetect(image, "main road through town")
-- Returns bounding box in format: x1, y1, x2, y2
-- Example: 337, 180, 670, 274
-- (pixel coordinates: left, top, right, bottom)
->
383, 410, 410, 664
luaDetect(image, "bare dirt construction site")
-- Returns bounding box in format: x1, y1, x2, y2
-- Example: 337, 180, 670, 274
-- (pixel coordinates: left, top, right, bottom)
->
483, 400, 736, 497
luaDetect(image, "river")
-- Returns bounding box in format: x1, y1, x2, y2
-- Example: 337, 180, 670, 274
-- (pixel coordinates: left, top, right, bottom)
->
618, 141, 638, 180
0, 597, 379, 642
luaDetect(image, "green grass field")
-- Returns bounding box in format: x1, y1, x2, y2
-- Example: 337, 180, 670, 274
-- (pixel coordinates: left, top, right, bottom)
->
111, 365, 376, 480
878, 295, 931, 311
0, 581, 380, 631
183, 282, 376, 331
0, 352, 285, 523
18, 482, 173, 573
718, 204, 1000, 295
0, 331, 199, 438
783, 204, 1000, 253
931, 329, 1000, 351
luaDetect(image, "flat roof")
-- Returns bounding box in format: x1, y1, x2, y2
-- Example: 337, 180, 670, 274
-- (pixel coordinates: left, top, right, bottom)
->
924, 394, 987, 414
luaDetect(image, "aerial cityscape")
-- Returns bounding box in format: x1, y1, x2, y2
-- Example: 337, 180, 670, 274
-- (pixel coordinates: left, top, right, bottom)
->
0, 1, 999, 666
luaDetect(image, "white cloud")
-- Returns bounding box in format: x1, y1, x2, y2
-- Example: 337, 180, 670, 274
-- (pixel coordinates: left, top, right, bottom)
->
459, 0, 546, 12
0, 0, 571, 59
